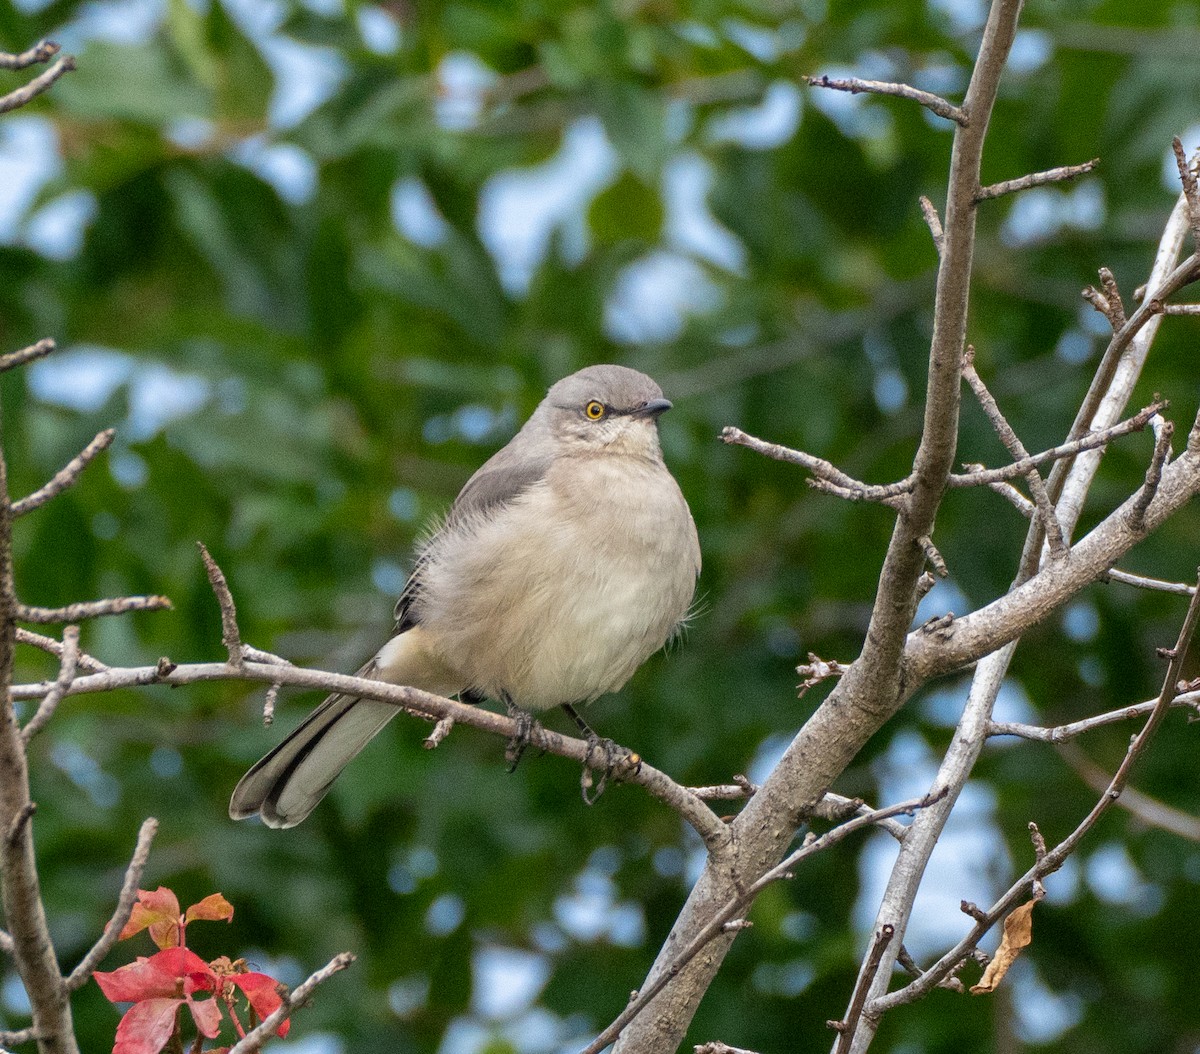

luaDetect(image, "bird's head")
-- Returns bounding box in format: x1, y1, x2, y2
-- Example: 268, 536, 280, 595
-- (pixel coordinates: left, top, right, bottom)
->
539, 364, 674, 459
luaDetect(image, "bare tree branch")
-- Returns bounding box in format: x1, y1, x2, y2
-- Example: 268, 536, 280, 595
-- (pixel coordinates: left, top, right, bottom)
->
974, 157, 1100, 201
1128, 414, 1173, 528
224, 952, 356, 1054
0, 53, 75, 114
961, 350, 1065, 555
987, 691, 1200, 742
831, 924, 894, 1053
197, 542, 244, 665
20, 626, 78, 742
14, 628, 108, 673
726, 402, 1164, 508
1103, 567, 1196, 595
584, 793, 944, 1054
65, 818, 157, 990
0, 41, 60, 70
875, 568, 1200, 1013
0, 339, 55, 374
0, 442, 79, 1053
11, 659, 733, 854
1171, 136, 1200, 246
806, 74, 966, 124
15, 596, 172, 624
11, 431, 115, 518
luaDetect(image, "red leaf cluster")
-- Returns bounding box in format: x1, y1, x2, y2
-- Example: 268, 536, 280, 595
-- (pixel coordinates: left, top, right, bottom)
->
94, 889, 287, 1054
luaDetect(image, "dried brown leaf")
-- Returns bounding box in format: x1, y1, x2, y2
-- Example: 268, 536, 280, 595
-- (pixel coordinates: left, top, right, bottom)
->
970, 899, 1037, 994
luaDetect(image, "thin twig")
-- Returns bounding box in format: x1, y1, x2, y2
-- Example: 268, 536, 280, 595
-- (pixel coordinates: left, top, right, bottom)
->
876, 569, 1200, 1013
225, 952, 356, 1054
0, 1026, 37, 1046
962, 351, 1066, 555
948, 401, 1165, 488
11, 431, 116, 517
0, 53, 75, 114
987, 692, 1200, 742
1171, 137, 1200, 247
1129, 414, 1173, 528
197, 542, 244, 665
16, 624, 113, 672
20, 626, 78, 742
0, 339, 55, 373
15, 596, 172, 623
580, 791, 945, 1054
720, 427, 913, 501
806, 74, 966, 125
1081, 284, 1113, 325
1102, 568, 1196, 595
917, 535, 947, 577
724, 403, 1163, 505
21, 627, 111, 673
831, 924, 894, 1053
66, 818, 158, 990
694, 1043, 761, 1054
262, 683, 279, 726
1027, 821, 1048, 898
0, 41, 60, 70
974, 158, 1099, 202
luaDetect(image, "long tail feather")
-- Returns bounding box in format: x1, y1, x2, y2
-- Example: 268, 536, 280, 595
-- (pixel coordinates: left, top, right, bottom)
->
229, 664, 398, 828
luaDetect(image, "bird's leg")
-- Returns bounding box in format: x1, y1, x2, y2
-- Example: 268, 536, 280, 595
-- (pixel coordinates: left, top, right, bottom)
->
504, 696, 546, 772
562, 703, 640, 805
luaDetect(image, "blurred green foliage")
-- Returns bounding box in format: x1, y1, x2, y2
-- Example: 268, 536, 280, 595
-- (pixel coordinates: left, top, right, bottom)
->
2, 1, 1200, 1052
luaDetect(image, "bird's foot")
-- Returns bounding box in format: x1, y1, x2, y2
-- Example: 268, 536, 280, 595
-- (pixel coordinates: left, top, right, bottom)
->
580, 733, 641, 805
504, 703, 546, 772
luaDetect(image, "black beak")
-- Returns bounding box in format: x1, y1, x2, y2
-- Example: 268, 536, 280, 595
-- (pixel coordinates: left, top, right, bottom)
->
630, 398, 673, 418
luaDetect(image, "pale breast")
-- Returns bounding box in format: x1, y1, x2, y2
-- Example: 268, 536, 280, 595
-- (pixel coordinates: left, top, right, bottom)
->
414, 454, 699, 710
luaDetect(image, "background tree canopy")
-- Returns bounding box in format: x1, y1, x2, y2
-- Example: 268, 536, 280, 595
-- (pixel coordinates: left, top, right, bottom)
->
2, 0, 1199, 1051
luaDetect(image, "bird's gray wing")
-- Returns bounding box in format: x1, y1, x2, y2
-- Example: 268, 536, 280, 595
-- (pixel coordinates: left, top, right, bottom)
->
393, 437, 555, 631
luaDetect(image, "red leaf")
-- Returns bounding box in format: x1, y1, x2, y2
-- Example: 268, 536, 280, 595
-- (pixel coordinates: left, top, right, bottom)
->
184, 893, 234, 926
229, 972, 289, 1037
112, 997, 182, 1054
119, 888, 182, 949
95, 949, 215, 1005
185, 995, 224, 1039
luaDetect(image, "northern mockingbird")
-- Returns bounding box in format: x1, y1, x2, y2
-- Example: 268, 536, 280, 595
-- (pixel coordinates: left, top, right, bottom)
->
231, 364, 700, 828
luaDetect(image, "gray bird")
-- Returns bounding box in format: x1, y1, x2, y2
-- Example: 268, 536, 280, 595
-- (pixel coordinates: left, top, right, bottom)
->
230, 364, 700, 828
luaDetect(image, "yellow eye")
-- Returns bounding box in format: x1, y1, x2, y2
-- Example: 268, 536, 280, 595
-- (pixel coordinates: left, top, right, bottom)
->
585, 401, 606, 420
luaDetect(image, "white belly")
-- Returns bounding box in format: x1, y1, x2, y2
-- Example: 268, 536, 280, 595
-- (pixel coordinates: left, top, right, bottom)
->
413, 455, 699, 710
